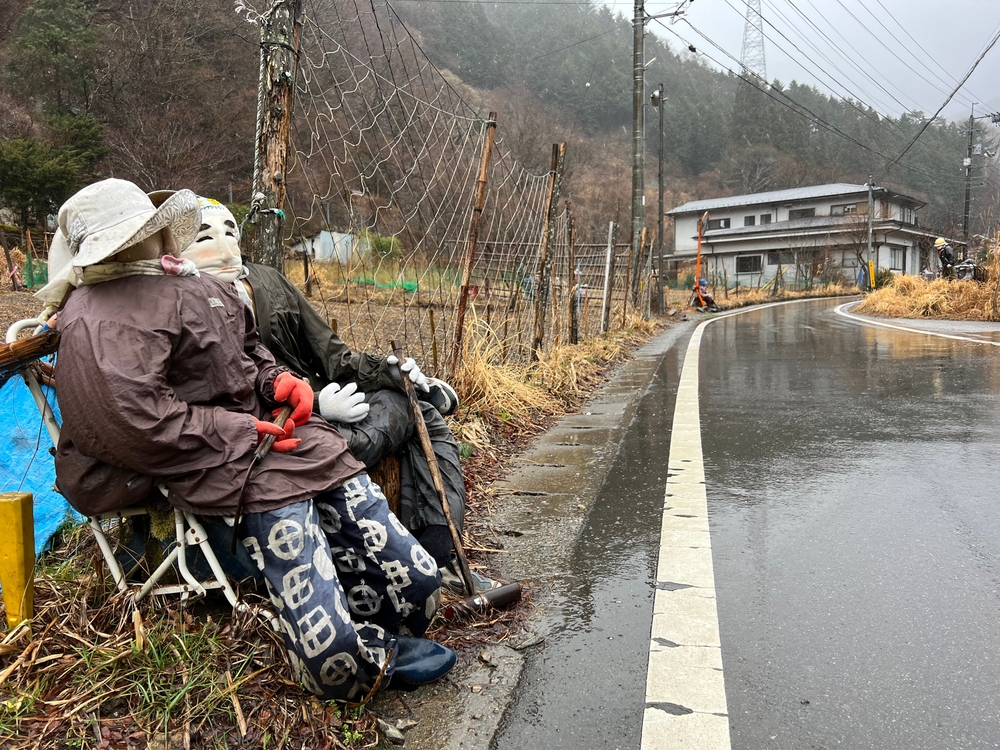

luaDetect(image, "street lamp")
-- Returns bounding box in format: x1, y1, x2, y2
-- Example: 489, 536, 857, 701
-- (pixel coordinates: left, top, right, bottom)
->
650, 83, 665, 314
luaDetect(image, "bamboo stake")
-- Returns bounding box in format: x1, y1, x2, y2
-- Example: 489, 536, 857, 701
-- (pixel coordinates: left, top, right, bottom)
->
449, 113, 498, 378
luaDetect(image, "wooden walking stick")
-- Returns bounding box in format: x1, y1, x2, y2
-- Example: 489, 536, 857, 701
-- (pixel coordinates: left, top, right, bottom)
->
391, 339, 477, 597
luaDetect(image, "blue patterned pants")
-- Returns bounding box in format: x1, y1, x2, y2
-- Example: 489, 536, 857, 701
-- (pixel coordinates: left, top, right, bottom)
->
238, 474, 441, 701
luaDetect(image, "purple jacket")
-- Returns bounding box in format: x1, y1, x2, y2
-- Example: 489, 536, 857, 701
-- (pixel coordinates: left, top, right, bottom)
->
54, 273, 363, 516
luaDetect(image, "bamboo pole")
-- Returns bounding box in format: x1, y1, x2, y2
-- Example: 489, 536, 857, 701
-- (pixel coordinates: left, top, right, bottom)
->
449, 113, 498, 378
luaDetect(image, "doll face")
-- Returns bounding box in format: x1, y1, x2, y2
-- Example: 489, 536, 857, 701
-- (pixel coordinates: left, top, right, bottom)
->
182, 202, 243, 282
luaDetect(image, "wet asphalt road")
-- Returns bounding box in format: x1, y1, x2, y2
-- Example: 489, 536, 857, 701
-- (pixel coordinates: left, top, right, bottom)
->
493, 297, 1000, 750
704, 299, 1000, 749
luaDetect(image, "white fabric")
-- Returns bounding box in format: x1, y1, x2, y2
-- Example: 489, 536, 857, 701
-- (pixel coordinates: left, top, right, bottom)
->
318, 382, 370, 424
181, 197, 244, 283
386, 355, 430, 392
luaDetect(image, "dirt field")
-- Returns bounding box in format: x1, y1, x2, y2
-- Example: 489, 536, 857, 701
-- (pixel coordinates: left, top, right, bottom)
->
0, 287, 44, 335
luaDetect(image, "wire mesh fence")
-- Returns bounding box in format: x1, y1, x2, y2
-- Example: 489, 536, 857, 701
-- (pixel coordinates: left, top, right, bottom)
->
282, 0, 651, 374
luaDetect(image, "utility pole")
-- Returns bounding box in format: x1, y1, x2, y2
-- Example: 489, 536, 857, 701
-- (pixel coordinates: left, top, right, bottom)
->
629, 2, 692, 315
651, 83, 666, 314
964, 104, 976, 242
866, 175, 875, 290
247, 0, 303, 272
631, 0, 645, 312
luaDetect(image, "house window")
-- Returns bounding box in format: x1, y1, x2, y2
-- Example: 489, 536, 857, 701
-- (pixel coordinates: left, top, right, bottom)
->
744, 215, 756, 227
890, 247, 905, 271
766, 250, 796, 265
736, 255, 762, 274
788, 207, 815, 220
760, 213, 772, 224
901, 206, 914, 224
706, 217, 731, 230
831, 203, 857, 215
880, 200, 890, 218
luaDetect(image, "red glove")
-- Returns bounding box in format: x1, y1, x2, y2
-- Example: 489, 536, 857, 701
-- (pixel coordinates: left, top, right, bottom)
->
253, 416, 301, 453
273, 372, 314, 426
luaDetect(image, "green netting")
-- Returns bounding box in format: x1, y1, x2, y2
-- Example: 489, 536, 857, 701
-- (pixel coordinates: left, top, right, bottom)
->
22, 254, 48, 288
351, 277, 419, 292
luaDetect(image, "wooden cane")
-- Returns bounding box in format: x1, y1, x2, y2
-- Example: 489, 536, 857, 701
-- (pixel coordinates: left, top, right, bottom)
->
391, 339, 477, 597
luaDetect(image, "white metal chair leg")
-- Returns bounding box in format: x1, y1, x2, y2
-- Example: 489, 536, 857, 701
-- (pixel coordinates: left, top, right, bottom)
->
184, 513, 240, 608
90, 517, 129, 593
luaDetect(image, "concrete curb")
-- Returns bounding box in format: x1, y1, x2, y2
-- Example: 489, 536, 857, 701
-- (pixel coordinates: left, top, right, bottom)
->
371, 323, 693, 748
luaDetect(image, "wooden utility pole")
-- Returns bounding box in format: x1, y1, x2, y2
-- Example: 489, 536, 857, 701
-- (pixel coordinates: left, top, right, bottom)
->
531, 143, 567, 361
247, 0, 303, 272
450, 113, 498, 377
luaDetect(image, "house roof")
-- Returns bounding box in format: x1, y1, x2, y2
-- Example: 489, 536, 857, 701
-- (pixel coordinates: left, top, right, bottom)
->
666, 183, 924, 216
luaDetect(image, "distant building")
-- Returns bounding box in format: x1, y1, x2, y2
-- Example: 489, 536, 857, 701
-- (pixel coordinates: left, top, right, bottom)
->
290, 230, 358, 263
666, 183, 947, 287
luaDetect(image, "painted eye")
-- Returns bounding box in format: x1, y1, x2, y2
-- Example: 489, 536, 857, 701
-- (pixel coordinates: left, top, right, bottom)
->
195, 235, 213, 242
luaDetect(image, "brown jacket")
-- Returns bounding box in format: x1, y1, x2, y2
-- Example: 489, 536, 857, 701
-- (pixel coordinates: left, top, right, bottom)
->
54, 274, 364, 516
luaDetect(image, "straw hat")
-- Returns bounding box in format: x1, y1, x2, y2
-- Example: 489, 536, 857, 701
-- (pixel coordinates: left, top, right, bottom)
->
36, 179, 201, 306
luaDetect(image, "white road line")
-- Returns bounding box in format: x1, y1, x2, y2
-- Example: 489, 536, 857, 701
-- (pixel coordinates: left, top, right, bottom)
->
640, 297, 846, 749
834, 302, 1000, 346
640, 318, 730, 750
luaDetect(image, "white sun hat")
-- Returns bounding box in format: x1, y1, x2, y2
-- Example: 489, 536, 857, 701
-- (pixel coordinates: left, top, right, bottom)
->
36, 179, 201, 307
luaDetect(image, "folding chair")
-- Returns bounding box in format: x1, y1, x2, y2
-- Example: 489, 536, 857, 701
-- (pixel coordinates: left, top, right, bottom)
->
4, 318, 241, 609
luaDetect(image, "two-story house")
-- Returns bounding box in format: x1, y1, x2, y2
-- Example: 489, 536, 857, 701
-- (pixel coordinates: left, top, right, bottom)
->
666, 183, 945, 287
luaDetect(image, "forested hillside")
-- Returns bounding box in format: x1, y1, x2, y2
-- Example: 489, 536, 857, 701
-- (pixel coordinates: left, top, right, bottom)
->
0, 0, 988, 246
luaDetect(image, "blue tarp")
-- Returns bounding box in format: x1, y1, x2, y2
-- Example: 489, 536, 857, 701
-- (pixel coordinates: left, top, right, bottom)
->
0, 375, 81, 556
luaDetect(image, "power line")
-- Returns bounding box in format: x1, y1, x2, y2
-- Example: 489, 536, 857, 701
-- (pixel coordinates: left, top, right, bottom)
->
882, 20, 1000, 178
870, 0, 991, 106
662, 18, 964, 186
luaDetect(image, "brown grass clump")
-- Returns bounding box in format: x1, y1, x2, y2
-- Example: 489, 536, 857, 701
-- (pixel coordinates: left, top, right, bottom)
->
0, 527, 374, 750
449, 316, 561, 426
855, 275, 1000, 320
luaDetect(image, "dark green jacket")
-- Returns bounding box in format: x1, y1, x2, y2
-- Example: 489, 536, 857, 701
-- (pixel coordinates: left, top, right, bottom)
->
245, 263, 400, 395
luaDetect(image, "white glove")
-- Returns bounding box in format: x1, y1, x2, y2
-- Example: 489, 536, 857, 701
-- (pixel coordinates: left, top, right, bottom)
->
318, 382, 370, 424
387, 355, 430, 392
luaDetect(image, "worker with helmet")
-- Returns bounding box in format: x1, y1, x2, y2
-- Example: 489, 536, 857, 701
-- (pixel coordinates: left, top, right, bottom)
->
934, 237, 956, 278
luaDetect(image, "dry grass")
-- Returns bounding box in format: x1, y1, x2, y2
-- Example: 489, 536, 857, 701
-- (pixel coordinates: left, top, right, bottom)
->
0, 526, 373, 750
713, 281, 858, 310
854, 274, 1000, 320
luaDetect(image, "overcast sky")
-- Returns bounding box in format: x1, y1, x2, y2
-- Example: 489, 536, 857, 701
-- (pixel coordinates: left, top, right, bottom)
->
603, 0, 1000, 124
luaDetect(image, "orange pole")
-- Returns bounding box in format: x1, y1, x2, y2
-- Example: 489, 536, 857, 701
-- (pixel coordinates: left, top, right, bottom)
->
695, 212, 709, 307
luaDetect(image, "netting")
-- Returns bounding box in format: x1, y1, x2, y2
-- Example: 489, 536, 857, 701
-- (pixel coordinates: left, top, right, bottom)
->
283, 0, 647, 373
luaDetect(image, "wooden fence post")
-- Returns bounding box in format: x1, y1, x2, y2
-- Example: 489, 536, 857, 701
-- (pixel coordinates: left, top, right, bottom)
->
532, 143, 567, 361
601, 221, 615, 333
449, 113, 498, 377
568, 205, 578, 345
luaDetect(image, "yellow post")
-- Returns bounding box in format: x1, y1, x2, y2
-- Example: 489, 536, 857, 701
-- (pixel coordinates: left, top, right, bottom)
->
0, 492, 34, 627
868, 259, 877, 290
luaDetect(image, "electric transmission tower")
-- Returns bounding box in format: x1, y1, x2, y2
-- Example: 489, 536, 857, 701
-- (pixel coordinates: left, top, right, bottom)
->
740, 0, 767, 81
